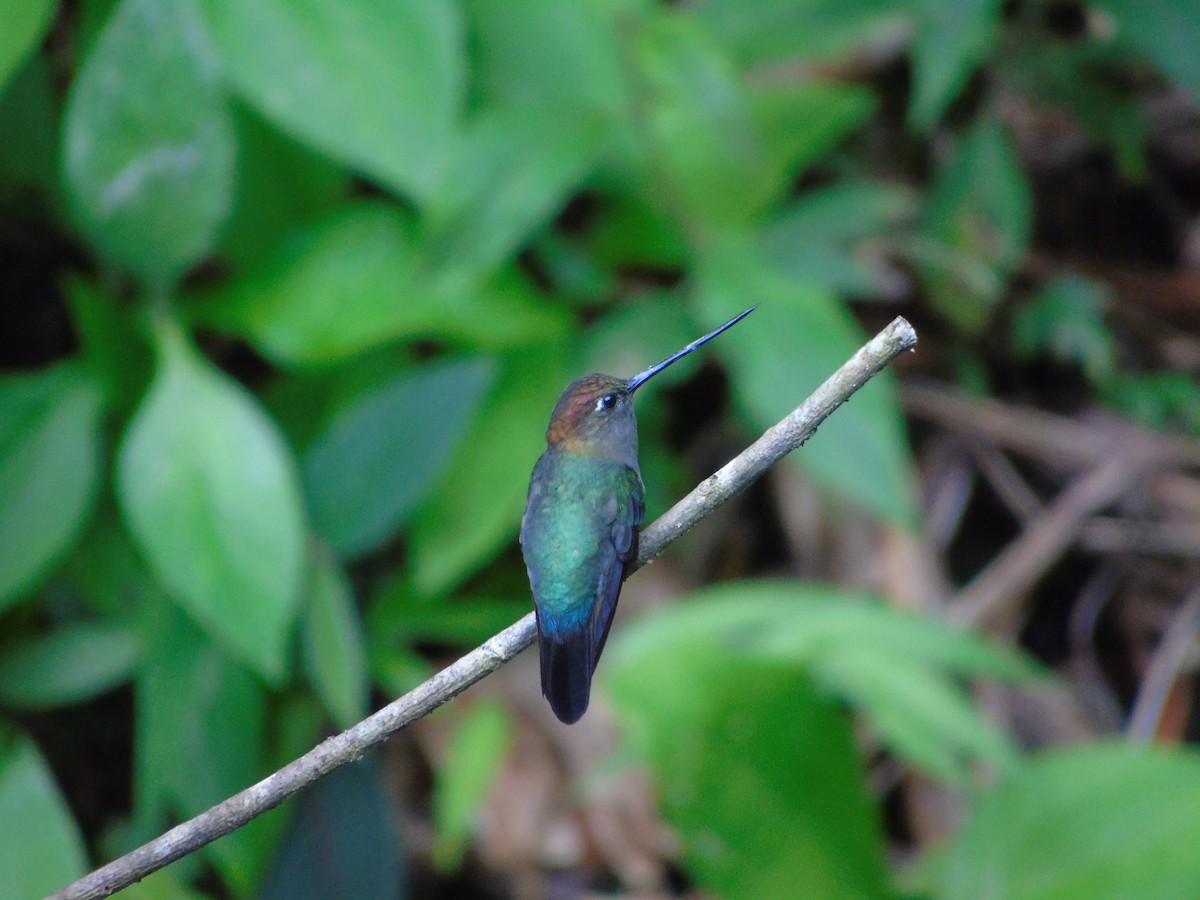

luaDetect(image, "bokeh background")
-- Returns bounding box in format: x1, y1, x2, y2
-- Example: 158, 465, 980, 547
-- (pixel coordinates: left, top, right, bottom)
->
5, 0, 1200, 897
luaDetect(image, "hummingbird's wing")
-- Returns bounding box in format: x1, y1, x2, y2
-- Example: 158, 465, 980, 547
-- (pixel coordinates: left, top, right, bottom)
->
527, 461, 644, 724
587, 467, 644, 668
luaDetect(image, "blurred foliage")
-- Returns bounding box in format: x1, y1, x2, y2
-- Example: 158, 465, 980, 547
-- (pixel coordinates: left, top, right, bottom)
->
3, 0, 1200, 896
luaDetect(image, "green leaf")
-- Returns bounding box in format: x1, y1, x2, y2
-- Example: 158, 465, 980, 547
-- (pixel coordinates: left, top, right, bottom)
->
1102, 371, 1200, 437
117, 320, 306, 682
931, 743, 1200, 899
0, 0, 53, 94
196, 204, 571, 364
815, 650, 1018, 781
303, 357, 494, 558
431, 702, 512, 872
1011, 275, 1116, 383
425, 101, 605, 283
260, 761, 403, 900
632, 15, 774, 225
302, 547, 367, 729
605, 600, 889, 898
0, 53, 59, 202
0, 728, 88, 896
916, 120, 1031, 333
465, 0, 629, 118
747, 589, 1035, 684
0, 623, 139, 709
0, 365, 103, 610
196, 202, 427, 365
749, 81, 878, 186
695, 237, 918, 526
408, 343, 573, 595
217, 104, 349, 269
62, 0, 234, 289
762, 179, 919, 297
907, 0, 1004, 130
135, 604, 275, 893
197, 0, 463, 202
692, 0, 907, 68
611, 581, 1027, 783
1099, 0, 1200, 101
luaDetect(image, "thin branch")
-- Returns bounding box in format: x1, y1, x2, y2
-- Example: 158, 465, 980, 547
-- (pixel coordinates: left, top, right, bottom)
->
950, 444, 1159, 633
53, 317, 918, 900
1127, 585, 1200, 743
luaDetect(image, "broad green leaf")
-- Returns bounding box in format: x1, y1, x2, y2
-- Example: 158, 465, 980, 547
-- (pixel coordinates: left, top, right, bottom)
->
695, 237, 918, 526
606, 608, 889, 899
408, 343, 573, 595
117, 320, 306, 681
692, 0, 907, 68
260, 761, 403, 900
632, 15, 774, 226
425, 101, 606, 283
916, 120, 1031, 333
63, 0, 234, 289
0, 50, 58, 204
303, 357, 494, 558
612, 581, 1026, 782
762, 179, 919, 297
1102, 371, 1200, 437
584, 187, 690, 270
0, 728, 88, 896
197, 0, 463, 202
263, 344, 421, 453
465, 0, 629, 118
431, 702, 512, 872
1011, 275, 1116, 383
0, 0, 53, 94
135, 605, 276, 893
196, 204, 570, 364
217, 104, 349, 269
76, 0, 122, 59
197, 203, 427, 365
815, 650, 1018, 781
0, 365, 103, 610
0, 623, 139, 709
748, 590, 1035, 684
303, 547, 367, 729
1100, 0, 1200, 101
931, 743, 1200, 899
749, 81, 878, 188
907, 0, 1004, 130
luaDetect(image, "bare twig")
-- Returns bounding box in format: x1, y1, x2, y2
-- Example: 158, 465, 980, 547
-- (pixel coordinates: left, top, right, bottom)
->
1127, 586, 1200, 743
904, 381, 1200, 471
52, 317, 918, 900
950, 446, 1160, 633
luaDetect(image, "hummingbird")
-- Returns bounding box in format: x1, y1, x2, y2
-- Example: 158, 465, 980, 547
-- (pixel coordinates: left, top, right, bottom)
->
520, 307, 755, 723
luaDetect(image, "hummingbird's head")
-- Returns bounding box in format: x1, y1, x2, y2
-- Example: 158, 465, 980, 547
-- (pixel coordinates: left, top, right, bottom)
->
542, 306, 756, 468
546, 374, 639, 468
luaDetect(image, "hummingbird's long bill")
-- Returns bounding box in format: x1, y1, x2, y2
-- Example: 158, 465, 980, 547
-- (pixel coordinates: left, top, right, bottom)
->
625, 306, 757, 393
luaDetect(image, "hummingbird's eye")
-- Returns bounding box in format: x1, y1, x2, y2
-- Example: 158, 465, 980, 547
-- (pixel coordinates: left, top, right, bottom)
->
597, 393, 617, 411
